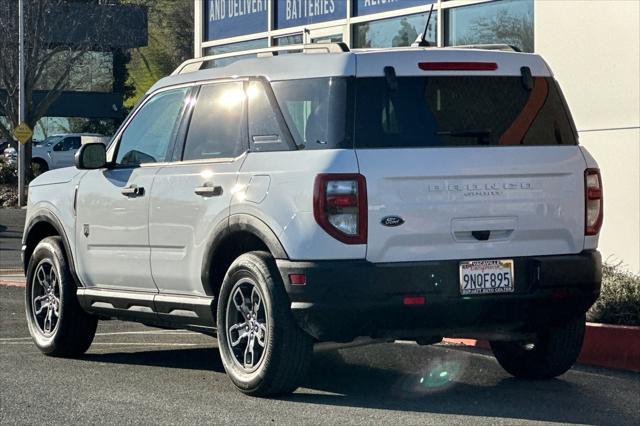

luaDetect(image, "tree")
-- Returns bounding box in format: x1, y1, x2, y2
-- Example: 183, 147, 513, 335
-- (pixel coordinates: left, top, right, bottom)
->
0, 0, 144, 146
454, 9, 534, 53
392, 18, 418, 47
124, 0, 194, 107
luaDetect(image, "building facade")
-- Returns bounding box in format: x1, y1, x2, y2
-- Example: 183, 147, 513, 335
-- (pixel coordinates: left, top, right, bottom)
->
194, 0, 640, 272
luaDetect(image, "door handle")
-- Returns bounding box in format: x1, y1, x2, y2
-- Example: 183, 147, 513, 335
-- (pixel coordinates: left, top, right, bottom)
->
121, 185, 145, 198
194, 183, 223, 197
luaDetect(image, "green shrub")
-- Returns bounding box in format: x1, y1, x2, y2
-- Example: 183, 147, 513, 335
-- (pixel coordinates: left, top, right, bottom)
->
0, 157, 17, 184
588, 263, 640, 326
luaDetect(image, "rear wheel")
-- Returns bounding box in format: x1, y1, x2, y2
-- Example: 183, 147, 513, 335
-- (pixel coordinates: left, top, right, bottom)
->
31, 158, 49, 177
490, 315, 585, 379
217, 251, 312, 396
25, 236, 97, 356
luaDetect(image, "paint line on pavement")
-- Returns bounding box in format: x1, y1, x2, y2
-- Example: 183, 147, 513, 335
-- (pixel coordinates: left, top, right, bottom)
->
0, 330, 198, 342
1, 342, 203, 347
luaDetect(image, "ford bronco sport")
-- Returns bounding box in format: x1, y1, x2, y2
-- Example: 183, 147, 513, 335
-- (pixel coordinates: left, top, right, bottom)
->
22, 44, 602, 396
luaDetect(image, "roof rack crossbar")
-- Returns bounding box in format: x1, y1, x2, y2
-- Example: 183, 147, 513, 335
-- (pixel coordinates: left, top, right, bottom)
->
172, 42, 350, 76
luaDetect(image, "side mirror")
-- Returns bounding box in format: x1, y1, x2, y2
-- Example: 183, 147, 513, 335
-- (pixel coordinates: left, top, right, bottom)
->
75, 143, 106, 170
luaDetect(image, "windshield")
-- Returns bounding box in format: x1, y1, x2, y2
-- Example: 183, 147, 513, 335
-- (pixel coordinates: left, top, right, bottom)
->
354, 76, 577, 148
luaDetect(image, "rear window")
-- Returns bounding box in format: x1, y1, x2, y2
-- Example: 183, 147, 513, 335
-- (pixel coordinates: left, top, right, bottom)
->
354, 76, 578, 148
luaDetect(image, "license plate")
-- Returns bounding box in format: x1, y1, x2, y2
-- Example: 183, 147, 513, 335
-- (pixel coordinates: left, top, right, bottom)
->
459, 259, 514, 295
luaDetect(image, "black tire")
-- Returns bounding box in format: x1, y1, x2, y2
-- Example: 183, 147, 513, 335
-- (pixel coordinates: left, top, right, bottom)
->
490, 315, 585, 379
31, 158, 49, 177
216, 251, 313, 396
25, 236, 97, 356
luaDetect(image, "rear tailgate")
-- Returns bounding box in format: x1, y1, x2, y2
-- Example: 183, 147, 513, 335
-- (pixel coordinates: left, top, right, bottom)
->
358, 146, 586, 263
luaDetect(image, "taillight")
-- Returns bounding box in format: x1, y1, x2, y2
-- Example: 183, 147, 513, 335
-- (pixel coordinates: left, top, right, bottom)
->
585, 168, 603, 236
313, 174, 367, 244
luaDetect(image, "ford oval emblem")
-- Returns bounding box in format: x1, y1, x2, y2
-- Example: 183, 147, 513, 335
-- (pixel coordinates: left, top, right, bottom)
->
381, 216, 404, 227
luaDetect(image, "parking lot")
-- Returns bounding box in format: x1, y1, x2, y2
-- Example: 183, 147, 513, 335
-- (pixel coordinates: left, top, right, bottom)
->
1, 283, 639, 425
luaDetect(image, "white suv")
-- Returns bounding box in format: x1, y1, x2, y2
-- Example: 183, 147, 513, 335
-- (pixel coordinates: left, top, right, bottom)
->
22, 44, 603, 396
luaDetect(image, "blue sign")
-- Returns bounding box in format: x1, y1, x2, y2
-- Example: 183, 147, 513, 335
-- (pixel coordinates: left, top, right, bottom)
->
354, 0, 434, 17
275, 0, 347, 29
204, 0, 269, 41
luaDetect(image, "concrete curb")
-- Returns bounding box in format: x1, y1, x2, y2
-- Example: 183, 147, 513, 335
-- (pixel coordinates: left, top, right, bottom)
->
444, 322, 640, 372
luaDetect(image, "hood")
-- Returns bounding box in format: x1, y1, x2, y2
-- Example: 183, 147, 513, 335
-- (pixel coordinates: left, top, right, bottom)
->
29, 167, 80, 187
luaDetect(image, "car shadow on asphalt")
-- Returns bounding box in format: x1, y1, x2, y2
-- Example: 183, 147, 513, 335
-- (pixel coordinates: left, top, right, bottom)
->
80, 343, 636, 425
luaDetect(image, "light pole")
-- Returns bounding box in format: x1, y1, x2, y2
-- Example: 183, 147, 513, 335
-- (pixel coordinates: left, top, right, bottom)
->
17, 0, 26, 206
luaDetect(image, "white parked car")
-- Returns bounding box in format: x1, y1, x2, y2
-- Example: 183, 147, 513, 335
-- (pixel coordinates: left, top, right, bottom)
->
21, 44, 603, 396
31, 133, 110, 175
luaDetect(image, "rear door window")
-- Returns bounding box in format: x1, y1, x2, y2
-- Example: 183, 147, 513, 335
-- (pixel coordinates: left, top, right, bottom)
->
354, 76, 577, 148
183, 82, 247, 160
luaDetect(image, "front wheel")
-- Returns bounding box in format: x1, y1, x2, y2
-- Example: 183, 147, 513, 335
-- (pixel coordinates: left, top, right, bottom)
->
217, 251, 312, 396
25, 236, 97, 356
490, 315, 585, 379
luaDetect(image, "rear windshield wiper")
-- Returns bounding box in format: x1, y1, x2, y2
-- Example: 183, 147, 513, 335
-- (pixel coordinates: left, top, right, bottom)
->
436, 129, 493, 145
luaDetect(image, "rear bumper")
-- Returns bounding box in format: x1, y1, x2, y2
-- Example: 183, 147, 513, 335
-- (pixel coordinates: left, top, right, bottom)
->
277, 250, 602, 342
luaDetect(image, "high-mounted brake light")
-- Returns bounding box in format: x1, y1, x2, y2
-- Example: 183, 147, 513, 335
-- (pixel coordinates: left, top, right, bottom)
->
313, 174, 367, 244
418, 62, 498, 71
584, 169, 603, 236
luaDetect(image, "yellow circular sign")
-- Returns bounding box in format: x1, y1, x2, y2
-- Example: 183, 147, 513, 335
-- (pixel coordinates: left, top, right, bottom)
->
13, 122, 33, 145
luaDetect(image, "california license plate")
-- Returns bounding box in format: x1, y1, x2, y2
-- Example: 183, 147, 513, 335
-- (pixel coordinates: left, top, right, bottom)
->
459, 259, 514, 295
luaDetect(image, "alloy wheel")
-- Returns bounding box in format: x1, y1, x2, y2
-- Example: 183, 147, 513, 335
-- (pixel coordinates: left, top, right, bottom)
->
31, 260, 61, 336
225, 278, 268, 372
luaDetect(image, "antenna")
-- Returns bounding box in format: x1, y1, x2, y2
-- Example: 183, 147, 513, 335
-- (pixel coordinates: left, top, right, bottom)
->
417, 4, 435, 47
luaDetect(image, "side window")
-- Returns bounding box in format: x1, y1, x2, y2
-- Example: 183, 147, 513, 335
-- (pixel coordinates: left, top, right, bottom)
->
54, 137, 79, 151
247, 81, 289, 152
68, 137, 82, 150
115, 88, 189, 166
271, 78, 349, 149
183, 82, 246, 160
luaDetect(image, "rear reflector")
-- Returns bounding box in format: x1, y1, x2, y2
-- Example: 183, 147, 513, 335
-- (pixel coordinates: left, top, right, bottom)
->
418, 62, 498, 71
289, 274, 306, 286
403, 295, 425, 306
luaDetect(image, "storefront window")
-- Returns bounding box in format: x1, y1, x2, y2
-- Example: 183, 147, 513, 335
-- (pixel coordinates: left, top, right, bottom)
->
203, 38, 268, 68
353, 12, 436, 49
445, 0, 534, 52
204, 38, 268, 56
273, 34, 304, 46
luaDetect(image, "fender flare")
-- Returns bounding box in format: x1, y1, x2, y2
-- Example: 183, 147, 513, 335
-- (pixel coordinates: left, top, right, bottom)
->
23, 210, 82, 287
200, 214, 288, 291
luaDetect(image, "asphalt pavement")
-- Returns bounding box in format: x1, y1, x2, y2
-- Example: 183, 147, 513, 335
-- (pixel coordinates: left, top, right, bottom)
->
1, 285, 639, 425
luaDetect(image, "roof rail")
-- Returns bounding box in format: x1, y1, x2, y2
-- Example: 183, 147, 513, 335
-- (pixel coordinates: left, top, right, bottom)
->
452, 43, 522, 52
171, 42, 350, 76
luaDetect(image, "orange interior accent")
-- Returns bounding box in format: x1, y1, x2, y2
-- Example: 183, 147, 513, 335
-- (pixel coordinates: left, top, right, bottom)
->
499, 77, 549, 145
